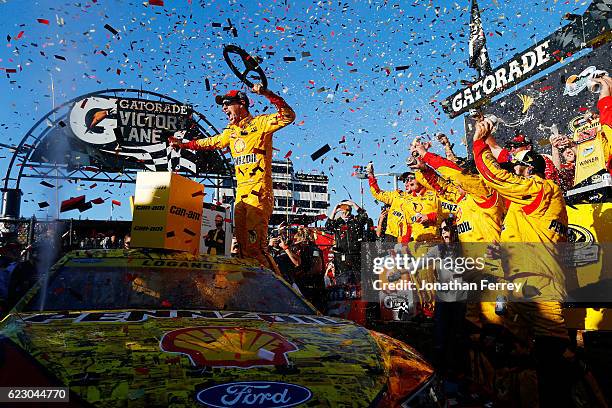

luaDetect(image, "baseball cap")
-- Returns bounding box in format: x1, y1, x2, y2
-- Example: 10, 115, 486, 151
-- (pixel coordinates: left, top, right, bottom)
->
398, 171, 415, 182
215, 90, 248, 105
513, 150, 546, 174
505, 134, 532, 149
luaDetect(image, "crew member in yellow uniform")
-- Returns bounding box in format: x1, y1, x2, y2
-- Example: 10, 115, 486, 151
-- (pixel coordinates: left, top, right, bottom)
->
412, 143, 507, 332
365, 163, 412, 242
592, 75, 612, 173
474, 118, 571, 407
172, 84, 295, 272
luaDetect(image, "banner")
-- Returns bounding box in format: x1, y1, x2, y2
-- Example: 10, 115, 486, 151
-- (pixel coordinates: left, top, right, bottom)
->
200, 202, 232, 256
29, 93, 229, 176
462, 42, 611, 169
131, 172, 204, 253
442, 0, 612, 118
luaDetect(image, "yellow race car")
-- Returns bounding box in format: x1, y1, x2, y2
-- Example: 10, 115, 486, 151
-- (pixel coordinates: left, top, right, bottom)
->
0, 249, 441, 407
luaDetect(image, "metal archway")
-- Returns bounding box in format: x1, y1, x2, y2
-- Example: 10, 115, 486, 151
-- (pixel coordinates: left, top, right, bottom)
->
1, 89, 235, 218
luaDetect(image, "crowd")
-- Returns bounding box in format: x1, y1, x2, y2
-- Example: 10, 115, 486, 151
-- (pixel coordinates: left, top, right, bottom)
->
264, 75, 612, 406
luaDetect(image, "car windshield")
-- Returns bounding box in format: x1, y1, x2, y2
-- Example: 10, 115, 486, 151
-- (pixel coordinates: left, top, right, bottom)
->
22, 264, 315, 315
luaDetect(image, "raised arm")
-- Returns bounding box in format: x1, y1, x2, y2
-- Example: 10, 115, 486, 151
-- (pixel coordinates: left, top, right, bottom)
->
365, 163, 400, 205
473, 121, 543, 206
255, 85, 296, 133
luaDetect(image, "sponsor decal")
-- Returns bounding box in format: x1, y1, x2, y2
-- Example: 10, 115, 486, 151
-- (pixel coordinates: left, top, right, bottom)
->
20, 310, 344, 325
234, 138, 246, 154
457, 221, 473, 235
445, 41, 552, 116
248, 230, 257, 244
568, 224, 599, 267
441, 201, 458, 213
68, 96, 200, 172
582, 146, 595, 157
160, 327, 298, 368
391, 210, 404, 219
564, 66, 598, 96
196, 382, 312, 408
412, 202, 423, 213
235, 153, 258, 166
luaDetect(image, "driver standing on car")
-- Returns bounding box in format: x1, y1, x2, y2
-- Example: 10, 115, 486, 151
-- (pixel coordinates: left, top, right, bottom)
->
170, 84, 295, 273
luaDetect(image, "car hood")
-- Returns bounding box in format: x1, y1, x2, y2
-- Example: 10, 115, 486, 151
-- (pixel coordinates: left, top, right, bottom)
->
1, 310, 432, 407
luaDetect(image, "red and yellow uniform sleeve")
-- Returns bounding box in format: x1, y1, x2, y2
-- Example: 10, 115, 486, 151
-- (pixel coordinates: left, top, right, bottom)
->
182, 129, 231, 150
598, 95, 612, 172
415, 168, 464, 204
473, 139, 544, 208
259, 93, 296, 133
422, 152, 491, 198
368, 175, 401, 205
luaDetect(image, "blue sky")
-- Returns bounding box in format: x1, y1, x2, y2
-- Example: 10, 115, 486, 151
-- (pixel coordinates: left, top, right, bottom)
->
0, 0, 592, 221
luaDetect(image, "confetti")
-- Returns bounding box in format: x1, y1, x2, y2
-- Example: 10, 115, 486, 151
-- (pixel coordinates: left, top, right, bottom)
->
104, 24, 119, 35
37, 19, 49, 25
310, 144, 331, 161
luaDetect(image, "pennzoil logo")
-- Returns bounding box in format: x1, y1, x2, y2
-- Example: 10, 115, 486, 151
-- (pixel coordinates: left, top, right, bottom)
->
160, 327, 298, 368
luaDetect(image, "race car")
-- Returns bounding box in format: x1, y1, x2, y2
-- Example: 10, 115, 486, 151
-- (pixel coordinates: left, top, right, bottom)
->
0, 249, 441, 407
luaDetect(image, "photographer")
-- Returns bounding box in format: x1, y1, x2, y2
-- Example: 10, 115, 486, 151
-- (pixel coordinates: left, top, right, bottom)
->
325, 200, 373, 284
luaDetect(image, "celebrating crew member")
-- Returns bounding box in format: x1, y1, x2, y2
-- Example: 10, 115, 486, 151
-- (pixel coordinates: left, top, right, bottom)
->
365, 163, 410, 242
367, 163, 441, 242
473, 118, 571, 406
411, 140, 504, 245
170, 84, 295, 272
411, 139, 506, 330
591, 75, 612, 173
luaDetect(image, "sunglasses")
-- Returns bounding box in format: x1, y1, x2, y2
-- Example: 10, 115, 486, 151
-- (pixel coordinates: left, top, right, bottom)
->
404, 176, 416, 181
441, 225, 452, 232
222, 100, 239, 106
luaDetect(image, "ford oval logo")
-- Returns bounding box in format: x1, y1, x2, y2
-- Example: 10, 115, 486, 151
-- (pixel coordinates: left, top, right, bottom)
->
196, 381, 312, 408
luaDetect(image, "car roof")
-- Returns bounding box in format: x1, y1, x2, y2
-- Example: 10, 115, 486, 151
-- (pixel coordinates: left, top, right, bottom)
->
60, 249, 267, 271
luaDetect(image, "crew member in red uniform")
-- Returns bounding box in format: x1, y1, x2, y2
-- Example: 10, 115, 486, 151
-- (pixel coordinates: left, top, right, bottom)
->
171, 84, 295, 272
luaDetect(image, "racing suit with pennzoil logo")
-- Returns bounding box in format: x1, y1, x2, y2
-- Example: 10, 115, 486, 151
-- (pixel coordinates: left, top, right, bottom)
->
597, 95, 612, 173
417, 153, 506, 327
473, 139, 570, 340
368, 175, 408, 242
182, 94, 295, 272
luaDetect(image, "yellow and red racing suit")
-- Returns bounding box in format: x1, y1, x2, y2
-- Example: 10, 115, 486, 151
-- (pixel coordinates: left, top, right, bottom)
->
183, 93, 295, 271
419, 153, 507, 326
598, 95, 612, 173
421, 152, 504, 244
368, 175, 409, 241
474, 139, 569, 339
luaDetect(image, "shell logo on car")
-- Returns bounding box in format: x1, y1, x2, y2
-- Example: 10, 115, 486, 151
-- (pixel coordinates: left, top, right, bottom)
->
160, 326, 298, 368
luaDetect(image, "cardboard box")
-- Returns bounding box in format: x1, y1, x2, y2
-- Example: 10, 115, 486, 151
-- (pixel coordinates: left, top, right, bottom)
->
131, 172, 204, 253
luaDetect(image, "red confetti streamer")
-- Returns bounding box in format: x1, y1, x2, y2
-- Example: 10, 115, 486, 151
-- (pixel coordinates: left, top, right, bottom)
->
37, 19, 50, 25
276, 26, 285, 32
16, 31, 24, 39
